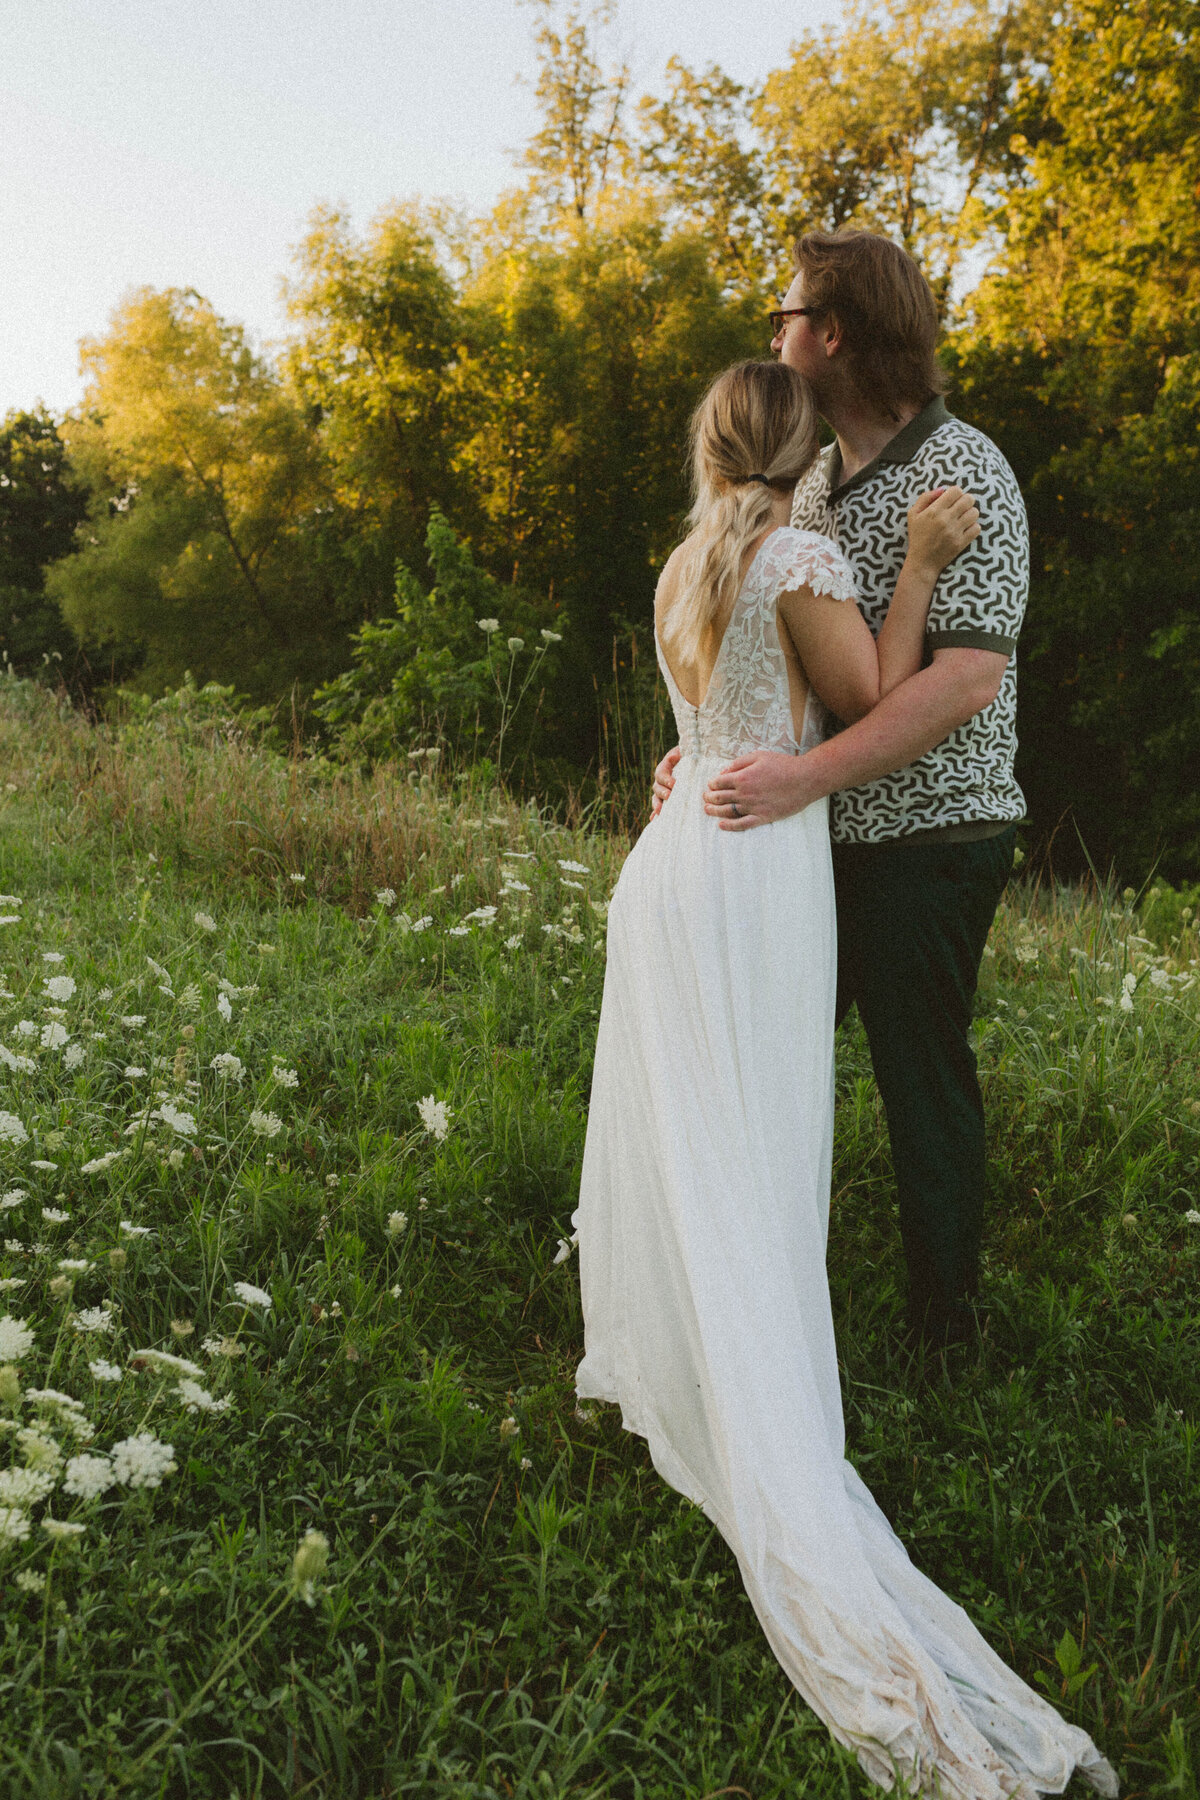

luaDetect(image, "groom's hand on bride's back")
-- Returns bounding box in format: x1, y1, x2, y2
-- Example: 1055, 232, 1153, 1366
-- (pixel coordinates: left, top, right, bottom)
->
651, 745, 682, 816
704, 752, 812, 831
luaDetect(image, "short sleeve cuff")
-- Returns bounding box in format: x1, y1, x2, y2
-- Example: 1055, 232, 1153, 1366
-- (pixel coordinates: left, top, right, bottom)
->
925, 628, 1018, 655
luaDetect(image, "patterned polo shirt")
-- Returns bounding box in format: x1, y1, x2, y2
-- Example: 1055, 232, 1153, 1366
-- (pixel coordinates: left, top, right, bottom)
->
791, 396, 1029, 844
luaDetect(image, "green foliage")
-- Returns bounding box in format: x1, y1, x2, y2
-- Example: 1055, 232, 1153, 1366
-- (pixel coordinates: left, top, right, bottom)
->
312, 511, 568, 775
0, 686, 1197, 1794
0, 408, 87, 681
46, 289, 362, 701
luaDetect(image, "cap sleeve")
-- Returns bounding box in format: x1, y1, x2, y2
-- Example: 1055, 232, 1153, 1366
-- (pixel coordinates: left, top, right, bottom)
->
767, 529, 858, 605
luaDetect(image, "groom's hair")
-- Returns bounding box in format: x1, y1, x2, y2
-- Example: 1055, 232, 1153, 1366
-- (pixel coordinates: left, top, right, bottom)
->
791, 230, 947, 420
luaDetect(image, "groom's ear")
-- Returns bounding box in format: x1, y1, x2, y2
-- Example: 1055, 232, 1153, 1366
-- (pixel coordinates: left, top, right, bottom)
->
821, 312, 846, 359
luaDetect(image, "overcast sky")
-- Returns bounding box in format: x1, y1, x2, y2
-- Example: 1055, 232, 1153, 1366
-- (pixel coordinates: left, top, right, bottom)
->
0, 0, 842, 417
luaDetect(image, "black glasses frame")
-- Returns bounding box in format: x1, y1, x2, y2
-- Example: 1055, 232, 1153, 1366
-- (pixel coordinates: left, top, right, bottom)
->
768, 306, 819, 336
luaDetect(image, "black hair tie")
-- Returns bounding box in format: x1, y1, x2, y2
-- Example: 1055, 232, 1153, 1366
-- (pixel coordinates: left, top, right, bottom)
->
746, 473, 773, 485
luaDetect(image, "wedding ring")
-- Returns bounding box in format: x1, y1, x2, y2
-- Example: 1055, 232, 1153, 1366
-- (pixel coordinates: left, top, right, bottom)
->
730, 802, 741, 819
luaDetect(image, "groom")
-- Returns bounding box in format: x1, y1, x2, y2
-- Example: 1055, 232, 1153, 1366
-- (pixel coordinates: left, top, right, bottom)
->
653, 229, 1028, 1350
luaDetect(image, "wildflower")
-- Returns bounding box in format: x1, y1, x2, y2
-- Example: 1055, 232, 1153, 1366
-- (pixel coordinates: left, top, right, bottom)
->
63, 1043, 85, 1071
448, 926, 469, 937
271, 1066, 299, 1088
57, 1259, 90, 1273
170, 1318, 194, 1338
155, 1102, 197, 1136
4, 1240, 25, 1256
417, 1096, 451, 1141
325, 1173, 339, 1188
146, 957, 170, 980
217, 992, 232, 1022
410, 916, 433, 933
63, 1453, 114, 1499
0, 1466, 56, 1506
88, 1359, 122, 1381
210, 1052, 244, 1083
0, 918, 19, 928
0, 1046, 35, 1074
387, 1211, 408, 1237
465, 906, 497, 923
194, 912, 217, 933
0, 1277, 22, 1292
130, 1347, 203, 1378
557, 860, 590, 874
167, 1149, 185, 1169
499, 1416, 520, 1439
389, 1282, 403, 1298
375, 889, 397, 908
507, 636, 525, 653
560, 879, 585, 891
0, 1112, 28, 1145
0, 1316, 34, 1361
31, 1160, 58, 1172
14, 1021, 36, 1037
42, 975, 75, 1003
72, 1307, 115, 1335
0, 1190, 24, 1209
552, 1231, 579, 1265
232, 1280, 272, 1309
49, 1274, 72, 1298
41, 1206, 67, 1224
177, 983, 201, 1012
120, 1015, 146, 1028
80, 1151, 125, 1175
249, 1109, 282, 1139
41, 1517, 86, 1541
15, 1570, 45, 1594
177, 1378, 232, 1414
540, 628, 563, 643
110, 1432, 177, 1489
202, 1334, 245, 1358
1149, 968, 1172, 990
1185, 1210, 1200, 1226
0, 1507, 30, 1544
17, 1427, 62, 1472
477, 617, 500, 635
291, 1528, 329, 1605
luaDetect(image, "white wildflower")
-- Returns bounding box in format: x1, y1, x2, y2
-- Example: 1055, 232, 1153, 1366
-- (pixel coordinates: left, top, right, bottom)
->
130, 1347, 203, 1378
0, 918, 20, 928
41, 1206, 68, 1223
72, 1307, 115, 1335
110, 1432, 177, 1489
0, 1316, 34, 1360
4, 1240, 24, 1255
80, 1151, 125, 1175
42, 975, 75, 1003
124, 1065, 149, 1080
1, 1189, 24, 1208
249, 1109, 282, 1139
465, 906, 497, 923
56, 1259, 90, 1273
62, 1453, 114, 1500
499, 1416, 520, 1439
0, 1466, 55, 1506
387, 1211, 408, 1237
88, 1359, 122, 1382
375, 888, 397, 908
1185, 1209, 1200, 1226
210, 1052, 244, 1083
1119, 991, 1135, 1013
477, 617, 500, 635
507, 636, 524, 653
119, 1221, 151, 1238
0, 1277, 22, 1291
0, 1112, 29, 1145
177, 1378, 232, 1414
167, 1148, 185, 1169
193, 912, 217, 932
15, 1570, 45, 1594
217, 992, 232, 1022
288, 871, 306, 884
0, 895, 21, 904
41, 1517, 86, 1541
146, 957, 170, 980
31, 1161, 58, 1172
417, 1096, 451, 1140
0, 1507, 30, 1544
41, 952, 63, 963
552, 1230, 579, 1265
557, 859, 590, 873
540, 628, 563, 643
291, 1527, 329, 1605
0, 1046, 35, 1074
155, 1103, 197, 1136
500, 878, 530, 894
447, 925, 469, 937
14, 1021, 36, 1038
120, 1015, 146, 1028
232, 1280, 272, 1309
63, 1043, 85, 1071
271, 1066, 299, 1089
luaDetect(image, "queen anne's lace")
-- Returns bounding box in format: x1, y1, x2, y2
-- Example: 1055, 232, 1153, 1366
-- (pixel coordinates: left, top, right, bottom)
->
656, 528, 857, 762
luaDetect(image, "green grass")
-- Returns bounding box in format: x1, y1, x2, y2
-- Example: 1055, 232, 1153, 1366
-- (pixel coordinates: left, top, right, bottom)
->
0, 677, 1196, 1798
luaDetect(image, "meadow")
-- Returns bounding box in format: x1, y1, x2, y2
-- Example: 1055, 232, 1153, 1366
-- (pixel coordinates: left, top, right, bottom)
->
0, 673, 1196, 1799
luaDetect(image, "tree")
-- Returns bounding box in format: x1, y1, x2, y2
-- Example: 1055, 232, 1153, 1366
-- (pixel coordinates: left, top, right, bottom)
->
49, 288, 349, 699
518, 0, 631, 226
0, 408, 87, 680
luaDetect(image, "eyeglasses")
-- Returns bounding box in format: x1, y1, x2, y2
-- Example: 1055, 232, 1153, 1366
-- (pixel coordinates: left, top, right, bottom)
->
768, 307, 819, 336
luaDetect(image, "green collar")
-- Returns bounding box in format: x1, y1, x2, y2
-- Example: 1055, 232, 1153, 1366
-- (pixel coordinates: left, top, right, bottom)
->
826, 395, 952, 502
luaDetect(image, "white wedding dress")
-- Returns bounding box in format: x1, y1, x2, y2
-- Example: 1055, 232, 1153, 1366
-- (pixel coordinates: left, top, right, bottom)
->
572, 527, 1117, 1800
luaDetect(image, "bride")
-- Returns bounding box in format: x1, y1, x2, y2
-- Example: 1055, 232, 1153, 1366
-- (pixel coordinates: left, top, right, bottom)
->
571, 360, 1117, 1800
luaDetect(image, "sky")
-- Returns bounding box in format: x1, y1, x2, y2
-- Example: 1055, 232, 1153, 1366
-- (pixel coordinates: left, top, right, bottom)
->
0, 0, 842, 418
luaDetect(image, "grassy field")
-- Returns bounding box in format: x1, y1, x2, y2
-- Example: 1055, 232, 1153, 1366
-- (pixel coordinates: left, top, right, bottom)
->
0, 674, 1197, 1799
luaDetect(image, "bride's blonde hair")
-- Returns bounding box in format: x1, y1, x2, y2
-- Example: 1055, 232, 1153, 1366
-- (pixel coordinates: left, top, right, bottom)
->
669, 360, 819, 663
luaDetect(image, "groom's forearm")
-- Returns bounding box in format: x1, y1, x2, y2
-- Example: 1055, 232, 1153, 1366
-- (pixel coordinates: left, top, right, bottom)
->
791, 650, 1008, 809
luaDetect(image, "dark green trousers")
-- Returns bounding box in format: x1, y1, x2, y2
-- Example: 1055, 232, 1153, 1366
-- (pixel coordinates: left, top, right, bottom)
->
832, 826, 1017, 1340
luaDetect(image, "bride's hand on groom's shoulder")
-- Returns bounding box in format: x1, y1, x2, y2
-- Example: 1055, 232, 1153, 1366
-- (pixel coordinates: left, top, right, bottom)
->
704, 753, 813, 830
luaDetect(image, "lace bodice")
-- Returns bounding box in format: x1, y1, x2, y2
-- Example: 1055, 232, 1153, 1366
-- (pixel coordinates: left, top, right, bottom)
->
655, 527, 858, 761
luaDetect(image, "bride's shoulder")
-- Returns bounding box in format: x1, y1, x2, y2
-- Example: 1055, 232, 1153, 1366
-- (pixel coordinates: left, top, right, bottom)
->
764, 527, 858, 602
